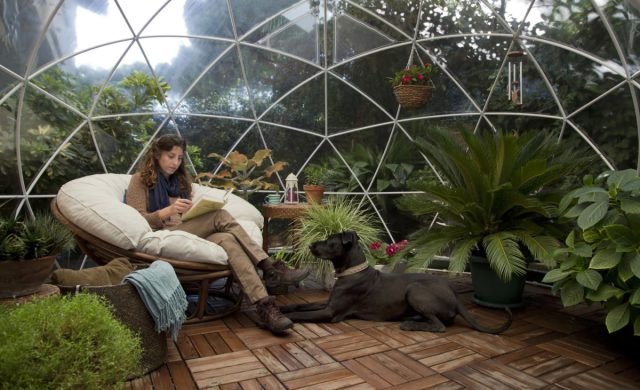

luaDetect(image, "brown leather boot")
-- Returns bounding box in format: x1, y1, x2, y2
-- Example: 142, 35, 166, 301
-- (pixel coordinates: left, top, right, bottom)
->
255, 296, 293, 334
263, 260, 310, 288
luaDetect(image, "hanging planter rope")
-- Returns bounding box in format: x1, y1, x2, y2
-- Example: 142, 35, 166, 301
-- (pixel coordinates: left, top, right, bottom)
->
393, 81, 435, 109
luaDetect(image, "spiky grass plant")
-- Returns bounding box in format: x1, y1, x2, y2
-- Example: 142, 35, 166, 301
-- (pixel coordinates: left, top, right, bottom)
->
292, 197, 382, 283
0, 212, 74, 261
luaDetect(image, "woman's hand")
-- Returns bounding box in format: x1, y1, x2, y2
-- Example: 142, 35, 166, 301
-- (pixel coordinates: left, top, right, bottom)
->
172, 198, 192, 215
160, 198, 192, 220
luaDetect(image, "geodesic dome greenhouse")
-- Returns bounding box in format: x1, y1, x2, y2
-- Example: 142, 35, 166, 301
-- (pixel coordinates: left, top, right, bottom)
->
1, 0, 639, 243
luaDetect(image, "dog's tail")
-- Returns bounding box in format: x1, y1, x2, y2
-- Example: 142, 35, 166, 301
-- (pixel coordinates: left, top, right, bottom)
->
456, 301, 512, 334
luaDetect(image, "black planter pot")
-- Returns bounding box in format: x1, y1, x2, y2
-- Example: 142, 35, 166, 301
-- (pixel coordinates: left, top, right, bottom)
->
470, 256, 526, 309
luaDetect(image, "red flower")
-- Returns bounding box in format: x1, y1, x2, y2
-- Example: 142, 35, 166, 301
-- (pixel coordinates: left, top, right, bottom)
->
370, 241, 382, 250
385, 243, 398, 256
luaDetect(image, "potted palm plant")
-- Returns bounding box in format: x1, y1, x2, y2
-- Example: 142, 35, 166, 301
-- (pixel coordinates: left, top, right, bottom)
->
396, 128, 590, 308
0, 212, 74, 298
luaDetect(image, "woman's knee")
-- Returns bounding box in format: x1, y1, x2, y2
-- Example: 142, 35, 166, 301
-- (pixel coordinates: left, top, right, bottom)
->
207, 232, 236, 246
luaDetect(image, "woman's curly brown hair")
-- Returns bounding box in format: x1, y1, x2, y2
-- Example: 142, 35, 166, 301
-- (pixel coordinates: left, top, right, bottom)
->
137, 134, 192, 196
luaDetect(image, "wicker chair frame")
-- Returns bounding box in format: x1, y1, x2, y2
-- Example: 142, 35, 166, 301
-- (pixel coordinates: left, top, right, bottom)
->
51, 197, 242, 323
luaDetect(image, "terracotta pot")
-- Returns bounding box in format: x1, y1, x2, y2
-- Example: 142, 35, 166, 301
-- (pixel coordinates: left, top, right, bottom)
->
303, 184, 325, 204
0, 256, 56, 299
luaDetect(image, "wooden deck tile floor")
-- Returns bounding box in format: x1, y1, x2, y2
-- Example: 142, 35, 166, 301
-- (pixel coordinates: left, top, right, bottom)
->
125, 274, 640, 389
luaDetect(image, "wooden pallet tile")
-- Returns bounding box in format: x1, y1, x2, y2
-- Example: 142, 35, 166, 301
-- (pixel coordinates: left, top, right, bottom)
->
277, 362, 359, 389
149, 365, 175, 390
219, 329, 247, 352
180, 320, 228, 336
509, 350, 559, 371
166, 338, 182, 362
283, 341, 322, 368
446, 331, 527, 357
175, 334, 199, 360
538, 361, 589, 383
266, 344, 305, 370
188, 351, 269, 387
557, 369, 639, 390
370, 352, 423, 382
298, 339, 335, 364
233, 326, 304, 349
538, 339, 609, 367
257, 375, 287, 389
523, 356, 576, 377
399, 339, 459, 360
342, 358, 392, 388
389, 374, 453, 390
443, 366, 494, 390
253, 347, 288, 374
471, 359, 547, 388
125, 374, 153, 390
202, 332, 229, 354
167, 360, 197, 390
354, 355, 407, 386
426, 352, 486, 373
191, 334, 216, 357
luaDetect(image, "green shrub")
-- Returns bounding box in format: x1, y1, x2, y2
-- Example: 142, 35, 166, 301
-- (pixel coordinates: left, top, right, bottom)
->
0, 293, 142, 389
543, 170, 640, 335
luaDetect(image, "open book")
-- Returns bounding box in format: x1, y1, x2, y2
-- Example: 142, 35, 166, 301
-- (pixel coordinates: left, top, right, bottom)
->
181, 188, 234, 222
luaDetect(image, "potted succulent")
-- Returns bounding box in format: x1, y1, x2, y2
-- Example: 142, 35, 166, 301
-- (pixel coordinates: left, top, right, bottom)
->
543, 169, 640, 336
302, 163, 336, 204
292, 197, 382, 288
396, 127, 591, 308
196, 149, 287, 200
0, 212, 74, 298
388, 63, 435, 108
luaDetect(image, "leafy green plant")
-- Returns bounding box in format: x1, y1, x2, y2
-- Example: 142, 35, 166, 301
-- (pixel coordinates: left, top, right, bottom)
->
292, 197, 382, 285
389, 63, 434, 87
303, 163, 336, 186
0, 212, 74, 261
543, 169, 640, 335
396, 127, 592, 281
196, 149, 287, 193
0, 293, 142, 388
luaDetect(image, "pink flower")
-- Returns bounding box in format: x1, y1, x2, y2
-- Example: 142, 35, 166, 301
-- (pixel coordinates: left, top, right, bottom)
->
417, 74, 424, 80
385, 244, 398, 256
370, 242, 382, 250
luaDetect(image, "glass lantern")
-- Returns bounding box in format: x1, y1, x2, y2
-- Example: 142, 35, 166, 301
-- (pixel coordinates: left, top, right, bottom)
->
285, 173, 299, 204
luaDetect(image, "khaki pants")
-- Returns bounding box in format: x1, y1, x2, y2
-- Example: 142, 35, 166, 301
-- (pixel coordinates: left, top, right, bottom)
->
171, 209, 268, 303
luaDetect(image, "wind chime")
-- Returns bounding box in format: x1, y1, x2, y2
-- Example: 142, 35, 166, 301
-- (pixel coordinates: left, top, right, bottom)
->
507, 50, 525, 106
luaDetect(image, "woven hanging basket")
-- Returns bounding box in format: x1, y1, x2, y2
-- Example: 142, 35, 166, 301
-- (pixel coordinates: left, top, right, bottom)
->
393, 84, 434, 108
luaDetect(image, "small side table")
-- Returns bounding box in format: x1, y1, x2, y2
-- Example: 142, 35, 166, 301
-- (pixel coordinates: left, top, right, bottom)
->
0, 284, 60, 307
261, 203, 314, 252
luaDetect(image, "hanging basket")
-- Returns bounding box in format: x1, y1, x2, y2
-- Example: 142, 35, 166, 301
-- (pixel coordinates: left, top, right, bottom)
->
393, 83, 434, 108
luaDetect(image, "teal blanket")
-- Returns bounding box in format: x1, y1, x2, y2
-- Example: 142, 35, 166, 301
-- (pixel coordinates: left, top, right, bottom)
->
123, 260, 187, 341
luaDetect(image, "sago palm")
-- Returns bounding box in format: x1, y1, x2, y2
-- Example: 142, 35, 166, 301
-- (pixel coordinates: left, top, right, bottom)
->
396, 128, 591, 281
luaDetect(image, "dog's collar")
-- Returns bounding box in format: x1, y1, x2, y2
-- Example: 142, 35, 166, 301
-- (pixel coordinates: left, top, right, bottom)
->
335, 262, 369, 278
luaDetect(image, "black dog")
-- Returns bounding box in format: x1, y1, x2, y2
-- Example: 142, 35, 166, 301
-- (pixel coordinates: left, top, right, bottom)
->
280, 231, 512, 333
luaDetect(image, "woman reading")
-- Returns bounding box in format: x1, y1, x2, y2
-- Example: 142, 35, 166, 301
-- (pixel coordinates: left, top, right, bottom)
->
127, 134, 308, 334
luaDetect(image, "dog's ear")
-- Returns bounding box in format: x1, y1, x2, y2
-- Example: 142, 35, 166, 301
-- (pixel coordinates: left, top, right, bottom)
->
340, 231, 358, 246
